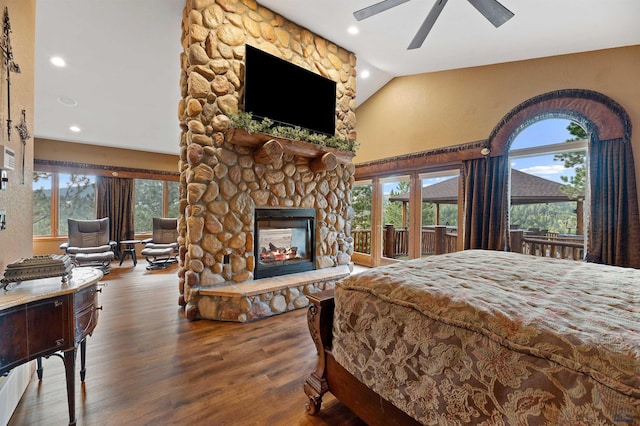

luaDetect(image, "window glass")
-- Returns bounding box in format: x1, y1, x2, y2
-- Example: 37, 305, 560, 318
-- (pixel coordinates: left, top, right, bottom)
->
134, 179, 163, 233
167, 181, 180, 218
420, 171, 459, 227
510, 119, 587, 236
419, 170, 459, 257
351, 181, 372, 254
32, 171, 177, 237
509, 119, 587, 260
33, 172, 53, 236
382, 176, 410, 259
57, 173, 96, 236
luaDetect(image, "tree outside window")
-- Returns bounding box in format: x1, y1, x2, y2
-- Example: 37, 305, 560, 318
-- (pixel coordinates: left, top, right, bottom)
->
33, 171, 178, 237
134, 179, 163, 233
33, 172, 97, 236
351, 182, 372, 254
57, 174, 96, 236
34, 172, 98, 237
33, 172, 53, 236
167, 181, 180, 218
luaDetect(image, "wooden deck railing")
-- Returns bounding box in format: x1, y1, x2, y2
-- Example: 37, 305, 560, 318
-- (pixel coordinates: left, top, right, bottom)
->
351, 229, 372, 254
352, 225, 458, 258
510, 230, 584, 260
352, 228, 585, 261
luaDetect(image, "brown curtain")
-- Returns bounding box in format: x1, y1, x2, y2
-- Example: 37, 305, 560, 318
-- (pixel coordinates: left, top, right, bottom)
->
96, 176, 135, 257
462, 155, 509, 250
586, 139, 640, 268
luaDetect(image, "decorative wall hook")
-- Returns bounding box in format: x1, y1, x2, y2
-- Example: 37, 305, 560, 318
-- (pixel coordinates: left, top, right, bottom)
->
16, 109, 30, 184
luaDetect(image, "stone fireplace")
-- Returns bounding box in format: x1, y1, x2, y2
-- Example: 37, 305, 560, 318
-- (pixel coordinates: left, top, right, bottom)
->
177, 1, 357, 322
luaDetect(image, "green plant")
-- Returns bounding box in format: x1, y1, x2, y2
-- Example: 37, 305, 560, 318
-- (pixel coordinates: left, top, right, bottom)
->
229, 111, 358, 153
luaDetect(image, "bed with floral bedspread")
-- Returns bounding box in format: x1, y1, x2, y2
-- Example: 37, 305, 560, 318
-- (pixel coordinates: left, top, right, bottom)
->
304, 250, 639, 425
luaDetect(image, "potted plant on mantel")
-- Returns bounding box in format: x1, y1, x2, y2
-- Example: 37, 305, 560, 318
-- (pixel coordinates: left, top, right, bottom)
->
227, 112, 357, 171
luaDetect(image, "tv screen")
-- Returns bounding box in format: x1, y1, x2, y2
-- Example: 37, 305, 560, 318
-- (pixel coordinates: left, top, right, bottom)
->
244, 44, 337, 136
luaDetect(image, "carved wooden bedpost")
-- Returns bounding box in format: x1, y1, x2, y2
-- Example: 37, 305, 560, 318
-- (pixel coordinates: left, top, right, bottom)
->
304, 289, 335, 415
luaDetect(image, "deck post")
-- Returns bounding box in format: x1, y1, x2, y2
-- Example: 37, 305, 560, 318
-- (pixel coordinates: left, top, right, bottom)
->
509, 230, 524, 254
434, 225, 446, 255
384, 224, 395, 258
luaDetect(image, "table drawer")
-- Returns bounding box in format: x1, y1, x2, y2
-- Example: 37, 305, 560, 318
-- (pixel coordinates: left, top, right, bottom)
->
27, 296, 71, 358
74, 284, 98, 311
0, 305, 28, 374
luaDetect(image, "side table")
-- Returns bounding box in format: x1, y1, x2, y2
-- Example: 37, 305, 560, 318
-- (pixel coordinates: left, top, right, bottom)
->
119, 239, 141, 266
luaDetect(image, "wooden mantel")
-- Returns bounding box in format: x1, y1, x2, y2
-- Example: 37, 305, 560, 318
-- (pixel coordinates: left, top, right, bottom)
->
226, 128, 355, 168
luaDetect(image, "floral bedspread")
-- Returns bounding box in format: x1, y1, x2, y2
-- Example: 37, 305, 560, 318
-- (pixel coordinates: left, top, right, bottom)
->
332, 250, 639, 425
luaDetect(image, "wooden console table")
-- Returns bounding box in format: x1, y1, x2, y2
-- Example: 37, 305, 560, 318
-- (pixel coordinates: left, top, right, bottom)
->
0, 267, 103, 425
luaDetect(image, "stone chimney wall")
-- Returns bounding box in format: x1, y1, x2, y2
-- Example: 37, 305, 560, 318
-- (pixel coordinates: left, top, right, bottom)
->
178, 0, 357, 320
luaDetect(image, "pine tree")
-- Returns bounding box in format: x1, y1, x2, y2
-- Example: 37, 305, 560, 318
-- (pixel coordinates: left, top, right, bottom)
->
554, 122, 587, 200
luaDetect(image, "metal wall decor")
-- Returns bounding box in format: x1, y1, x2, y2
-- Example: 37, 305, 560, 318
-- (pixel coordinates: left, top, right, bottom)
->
16, 109, 30, 184
0, 6, 21, 143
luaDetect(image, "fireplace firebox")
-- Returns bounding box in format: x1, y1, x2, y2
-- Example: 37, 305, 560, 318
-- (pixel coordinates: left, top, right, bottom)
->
254, 208, 316, 279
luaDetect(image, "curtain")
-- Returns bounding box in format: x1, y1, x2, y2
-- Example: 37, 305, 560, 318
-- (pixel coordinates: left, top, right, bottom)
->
96, 176, 135, 257
586, 139, 640, 268
462, 155, 509, 251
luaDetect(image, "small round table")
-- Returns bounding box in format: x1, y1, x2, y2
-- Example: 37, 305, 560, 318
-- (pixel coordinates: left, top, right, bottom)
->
118, 239, 141, 266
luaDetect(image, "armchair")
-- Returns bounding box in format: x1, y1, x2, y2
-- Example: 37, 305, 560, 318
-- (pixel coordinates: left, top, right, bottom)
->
141, 218, 179, 270
60, 218, 116, 274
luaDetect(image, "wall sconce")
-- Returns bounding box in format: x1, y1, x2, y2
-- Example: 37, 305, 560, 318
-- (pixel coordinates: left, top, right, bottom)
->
480, 147, 491, 156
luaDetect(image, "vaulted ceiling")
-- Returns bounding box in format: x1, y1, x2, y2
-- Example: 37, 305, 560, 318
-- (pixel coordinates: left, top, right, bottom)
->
34, 0, 640, 155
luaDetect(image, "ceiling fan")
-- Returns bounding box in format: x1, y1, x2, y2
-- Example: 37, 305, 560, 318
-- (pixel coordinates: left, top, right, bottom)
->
354, 0, 514, 50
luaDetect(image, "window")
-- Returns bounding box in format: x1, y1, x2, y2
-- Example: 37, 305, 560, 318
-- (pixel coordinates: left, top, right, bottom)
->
167, 181, 180, 218
33, 172, 96, 236
33, 172, 53, 236
509, 118, 587, 258
33, 170, 178, 237
420, 170, 459, 227
134, 179, 180, 233
382, 176, 410, 259
510, 119, 587, 233
58, 173, 96, 235
351, 181, 373, 254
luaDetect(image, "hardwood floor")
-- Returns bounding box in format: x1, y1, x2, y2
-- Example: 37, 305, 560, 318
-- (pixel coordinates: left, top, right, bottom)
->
9, 262, 365, 425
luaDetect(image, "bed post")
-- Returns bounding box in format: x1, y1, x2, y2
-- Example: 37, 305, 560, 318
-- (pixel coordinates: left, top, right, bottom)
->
303, 289, 335, 415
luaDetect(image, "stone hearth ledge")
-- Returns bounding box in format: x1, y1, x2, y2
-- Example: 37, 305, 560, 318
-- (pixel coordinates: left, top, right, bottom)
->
196, 265, 352, 322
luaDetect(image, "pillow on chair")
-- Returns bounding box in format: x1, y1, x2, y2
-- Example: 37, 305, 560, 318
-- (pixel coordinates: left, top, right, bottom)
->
68, 218, 111, 248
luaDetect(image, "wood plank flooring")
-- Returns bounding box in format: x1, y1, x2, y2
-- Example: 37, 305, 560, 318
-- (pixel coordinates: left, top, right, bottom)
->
9, 262, 365, 426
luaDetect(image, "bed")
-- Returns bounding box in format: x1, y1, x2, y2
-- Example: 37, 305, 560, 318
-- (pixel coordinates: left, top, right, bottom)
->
304, 250, 639, 425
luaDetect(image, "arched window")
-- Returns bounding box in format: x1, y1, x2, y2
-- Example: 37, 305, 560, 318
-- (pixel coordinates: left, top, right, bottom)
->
479, 89, 640, 268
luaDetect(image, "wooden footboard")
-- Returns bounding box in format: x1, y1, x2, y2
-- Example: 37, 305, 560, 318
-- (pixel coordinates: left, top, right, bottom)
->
304, 290, 419, 426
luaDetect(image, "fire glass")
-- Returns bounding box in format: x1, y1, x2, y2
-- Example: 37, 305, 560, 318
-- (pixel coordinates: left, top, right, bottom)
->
254, 208, 315, 279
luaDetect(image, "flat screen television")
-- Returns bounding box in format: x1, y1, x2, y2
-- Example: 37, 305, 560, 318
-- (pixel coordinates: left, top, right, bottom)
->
243, 44, 337, 136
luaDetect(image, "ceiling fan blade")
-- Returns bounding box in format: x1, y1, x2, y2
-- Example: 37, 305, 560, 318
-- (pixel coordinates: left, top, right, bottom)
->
408, 0, 448, 50
354, 0, 411, 21
467, 0, 514, 28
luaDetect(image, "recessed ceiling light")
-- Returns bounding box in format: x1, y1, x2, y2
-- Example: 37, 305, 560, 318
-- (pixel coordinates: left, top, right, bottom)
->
69, 125, 81, 133
50, 56, 66, 67
360, 69, 370, 79
57, 95, 77, 107
348, 26, 359, 35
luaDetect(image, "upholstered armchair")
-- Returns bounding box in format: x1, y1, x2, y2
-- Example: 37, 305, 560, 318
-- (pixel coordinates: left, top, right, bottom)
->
140, 217, 178, 270
60, 218, 116, 274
